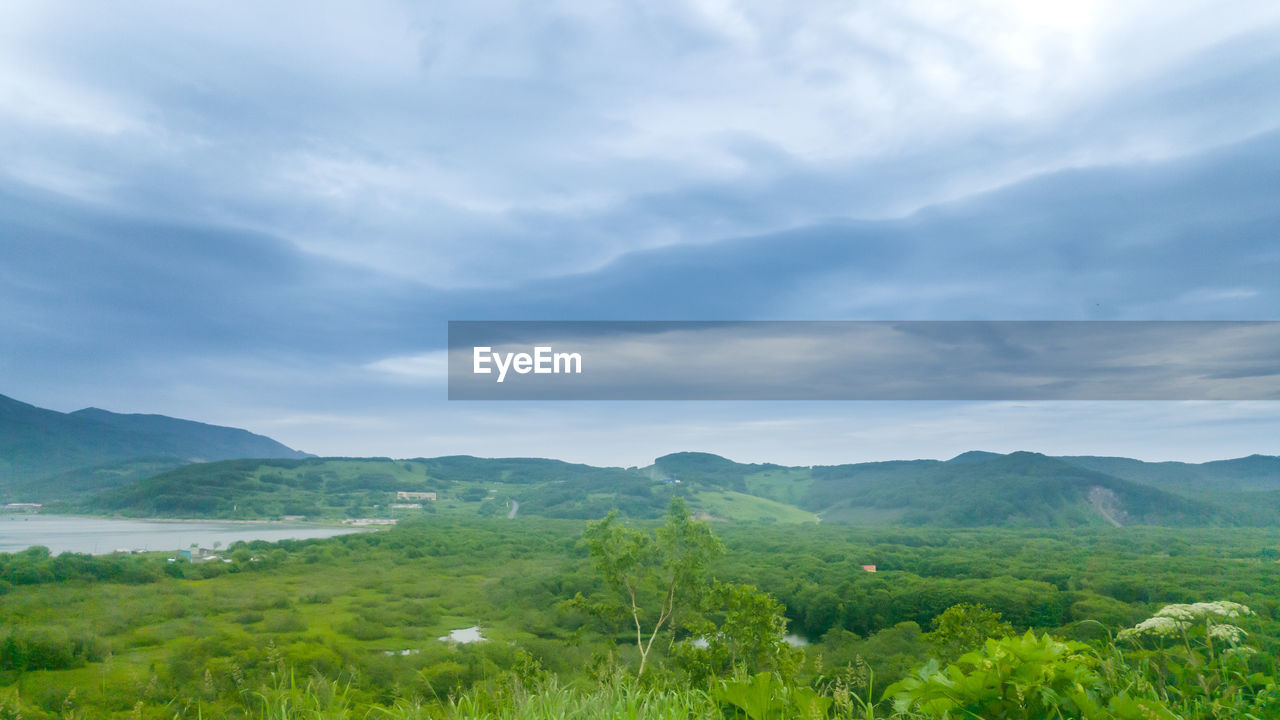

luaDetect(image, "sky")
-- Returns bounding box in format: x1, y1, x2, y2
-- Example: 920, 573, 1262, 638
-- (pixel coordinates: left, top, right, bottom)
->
2, 1, 1279, 466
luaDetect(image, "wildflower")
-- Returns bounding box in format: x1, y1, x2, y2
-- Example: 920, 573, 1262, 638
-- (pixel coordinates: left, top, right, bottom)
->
1208, 624, 1247, 645
1154, 601, 1252, 622
1121, 601, 1255, 644
1118, 615, 1186, 640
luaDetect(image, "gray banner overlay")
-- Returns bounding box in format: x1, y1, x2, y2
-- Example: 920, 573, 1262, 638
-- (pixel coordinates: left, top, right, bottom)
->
447, 321, 1280, 400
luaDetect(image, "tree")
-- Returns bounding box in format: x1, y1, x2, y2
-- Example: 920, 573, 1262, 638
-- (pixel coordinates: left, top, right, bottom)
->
676, 580, 802, 682
925, 603, 1014, 661
571, 497, 722, 677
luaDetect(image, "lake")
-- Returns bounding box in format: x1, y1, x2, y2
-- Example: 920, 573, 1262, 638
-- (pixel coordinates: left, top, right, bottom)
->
0, 514, 362, 555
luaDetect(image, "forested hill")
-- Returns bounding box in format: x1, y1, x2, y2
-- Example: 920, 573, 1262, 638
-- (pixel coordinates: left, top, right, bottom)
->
72, 449, 1280, 527
804, 452, 1215, 526
1059, 454, 1280, 492
654, 450, 1233, 526
0, 392, 310, 500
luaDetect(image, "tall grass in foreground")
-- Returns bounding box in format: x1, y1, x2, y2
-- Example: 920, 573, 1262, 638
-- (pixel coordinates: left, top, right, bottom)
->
247, 672, 724, 720
7, 601, 1274, 719
233, 617, 1279, 720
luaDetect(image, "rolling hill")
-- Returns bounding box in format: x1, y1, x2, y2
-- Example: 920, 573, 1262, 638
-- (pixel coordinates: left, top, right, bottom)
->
1060, 454, 1280, 493
805, 452, 1216, 527
70, 449, 1278, 527
78, 456, 667, 521
0, 393, 310, 500
655, 450, 1230, 526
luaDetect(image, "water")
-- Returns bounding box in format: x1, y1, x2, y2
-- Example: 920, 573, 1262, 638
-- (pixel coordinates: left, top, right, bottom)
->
0, 514, 362, 555
438, 626, 485, 644
691, 634, 809, 648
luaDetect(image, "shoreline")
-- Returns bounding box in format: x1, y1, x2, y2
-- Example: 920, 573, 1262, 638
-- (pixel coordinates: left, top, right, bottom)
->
2, 512, 352, 527
0, 514, 367, 556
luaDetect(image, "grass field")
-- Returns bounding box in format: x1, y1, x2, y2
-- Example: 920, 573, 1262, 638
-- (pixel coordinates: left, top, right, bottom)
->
2, 517, 1279, 718
741, 468, 813, 506
691, 490, 819, 523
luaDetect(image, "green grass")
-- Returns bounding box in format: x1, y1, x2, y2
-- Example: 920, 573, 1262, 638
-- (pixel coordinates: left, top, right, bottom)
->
4, 519, 1279, 718
742, 468, 813, 506
691, 490, 819, 523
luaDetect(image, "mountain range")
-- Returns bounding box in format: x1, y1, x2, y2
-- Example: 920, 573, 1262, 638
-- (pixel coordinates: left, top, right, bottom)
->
3, 392, 1276, 527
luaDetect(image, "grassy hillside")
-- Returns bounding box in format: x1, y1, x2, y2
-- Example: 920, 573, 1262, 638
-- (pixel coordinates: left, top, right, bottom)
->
0, 393, 309, 500
689, 489, 820, 523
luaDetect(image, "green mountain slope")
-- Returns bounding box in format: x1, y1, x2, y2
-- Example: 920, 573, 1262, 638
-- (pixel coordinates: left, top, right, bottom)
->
808, 452, 1217, 526
653, 451, 1269, 527
1061, 454, 1280, 492
9, 456, 192, 501
69, 407, 309, 463
1060, 454, 1280, 525
0, 393, 310, 500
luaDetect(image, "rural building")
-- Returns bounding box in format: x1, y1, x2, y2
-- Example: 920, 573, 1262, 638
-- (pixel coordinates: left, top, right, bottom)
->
396, 491, 436, 501
861, 564, 877, 572
176, 547, 229, 563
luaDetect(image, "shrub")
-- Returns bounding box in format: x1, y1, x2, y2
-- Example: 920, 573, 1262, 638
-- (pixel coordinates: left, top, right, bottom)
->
339, 620, 391, 641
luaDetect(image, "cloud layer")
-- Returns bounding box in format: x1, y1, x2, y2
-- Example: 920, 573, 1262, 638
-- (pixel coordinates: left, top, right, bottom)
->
1, 1, 1278, 461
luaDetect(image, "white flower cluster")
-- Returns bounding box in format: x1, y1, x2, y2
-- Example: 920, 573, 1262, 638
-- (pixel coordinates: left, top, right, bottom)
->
1153, 601, 1252, 622
1208, 624, 1248, 645
1118, 616, 1186, 640
1117, 601, 1253, 642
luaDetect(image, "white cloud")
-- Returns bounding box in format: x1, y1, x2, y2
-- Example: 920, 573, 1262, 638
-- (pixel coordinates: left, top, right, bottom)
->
253, 400, 1280, 466
364, 351, 450, 383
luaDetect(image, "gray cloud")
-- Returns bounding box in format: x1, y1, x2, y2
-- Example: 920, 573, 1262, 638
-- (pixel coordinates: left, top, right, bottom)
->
4, 2, 1279, 286
2, 1, 1279, 459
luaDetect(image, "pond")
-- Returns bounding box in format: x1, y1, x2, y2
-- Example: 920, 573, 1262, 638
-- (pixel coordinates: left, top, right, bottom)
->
0, 514, 362, 555
438, 626, 485, 644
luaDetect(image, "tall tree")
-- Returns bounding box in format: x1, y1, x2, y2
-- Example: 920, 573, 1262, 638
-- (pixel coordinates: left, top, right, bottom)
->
572, 497, 722, 676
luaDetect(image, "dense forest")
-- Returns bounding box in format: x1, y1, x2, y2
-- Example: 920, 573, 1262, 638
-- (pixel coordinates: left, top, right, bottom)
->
0, 501, 1277, 718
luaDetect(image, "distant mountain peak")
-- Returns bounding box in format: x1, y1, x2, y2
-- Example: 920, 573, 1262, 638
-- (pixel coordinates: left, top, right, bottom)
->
0, 392, 311, 501
947, 450, 1005, 463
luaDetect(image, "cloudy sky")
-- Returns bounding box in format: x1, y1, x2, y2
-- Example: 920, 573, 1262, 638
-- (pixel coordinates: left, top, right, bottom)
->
2, 1, 1278, 465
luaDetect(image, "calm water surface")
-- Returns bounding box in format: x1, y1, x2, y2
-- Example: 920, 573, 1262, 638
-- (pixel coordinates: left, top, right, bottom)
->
0, 514, 361, 555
